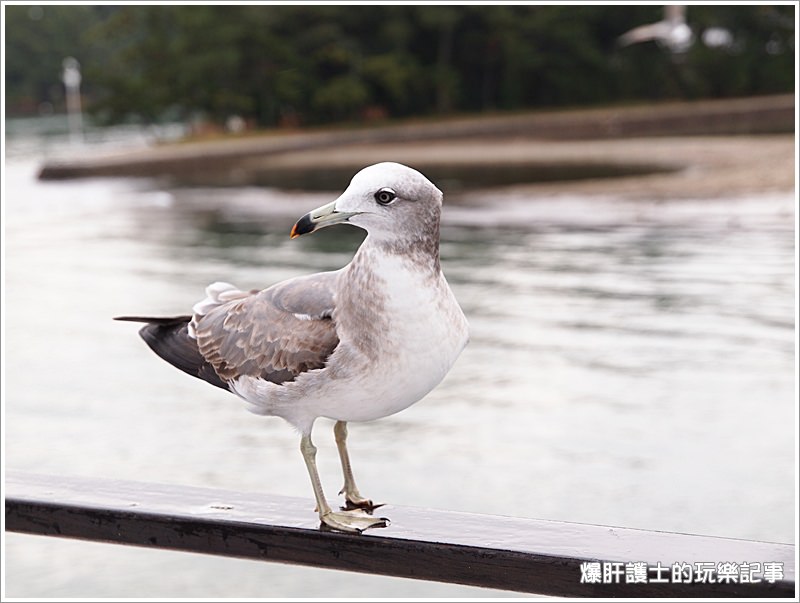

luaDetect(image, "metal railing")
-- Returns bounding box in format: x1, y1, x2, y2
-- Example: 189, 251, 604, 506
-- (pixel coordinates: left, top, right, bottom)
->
5, 471, 795, 597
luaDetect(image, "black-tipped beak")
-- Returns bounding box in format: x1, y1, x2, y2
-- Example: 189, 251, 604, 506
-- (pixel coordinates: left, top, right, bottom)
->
290, 201, 358, 238
290, 212, 315, 239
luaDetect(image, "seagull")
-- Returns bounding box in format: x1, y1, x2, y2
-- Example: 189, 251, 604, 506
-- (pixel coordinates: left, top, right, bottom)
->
116, 162, 470, 533
618, 5, 694, 54
701, 27, 734, 50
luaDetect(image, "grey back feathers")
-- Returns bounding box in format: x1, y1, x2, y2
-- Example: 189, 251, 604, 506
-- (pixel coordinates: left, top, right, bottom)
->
192, 273, 340, 384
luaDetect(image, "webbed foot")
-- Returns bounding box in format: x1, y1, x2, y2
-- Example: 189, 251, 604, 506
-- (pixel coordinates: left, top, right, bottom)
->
320, 508, 389, 534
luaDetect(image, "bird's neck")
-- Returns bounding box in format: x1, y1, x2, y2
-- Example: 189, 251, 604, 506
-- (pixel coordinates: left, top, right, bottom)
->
357, 222, 442, 277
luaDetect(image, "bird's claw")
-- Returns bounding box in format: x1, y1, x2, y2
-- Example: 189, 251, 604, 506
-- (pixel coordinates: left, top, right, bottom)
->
341, 497, 385, 512
338, 486, 384, 511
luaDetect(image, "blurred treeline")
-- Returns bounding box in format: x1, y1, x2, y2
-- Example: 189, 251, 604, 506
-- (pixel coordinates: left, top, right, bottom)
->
4, 4, 795, 127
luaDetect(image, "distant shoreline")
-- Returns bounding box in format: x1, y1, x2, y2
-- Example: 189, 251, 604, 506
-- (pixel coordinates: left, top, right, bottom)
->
37, 94, 795, 200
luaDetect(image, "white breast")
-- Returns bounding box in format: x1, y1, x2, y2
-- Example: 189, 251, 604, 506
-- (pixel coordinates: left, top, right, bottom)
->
231, 254, 469, 430
329, 254, 469, 421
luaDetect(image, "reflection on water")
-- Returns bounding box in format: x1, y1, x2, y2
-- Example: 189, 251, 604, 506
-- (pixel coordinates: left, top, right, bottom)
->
3, 142, 796, 597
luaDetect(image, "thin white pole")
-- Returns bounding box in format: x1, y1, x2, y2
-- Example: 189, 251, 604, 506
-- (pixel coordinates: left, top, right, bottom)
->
62, 57, 83, 145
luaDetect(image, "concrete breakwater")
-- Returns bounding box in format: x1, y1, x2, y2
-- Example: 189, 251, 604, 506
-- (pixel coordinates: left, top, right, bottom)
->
37, 94, 795, 200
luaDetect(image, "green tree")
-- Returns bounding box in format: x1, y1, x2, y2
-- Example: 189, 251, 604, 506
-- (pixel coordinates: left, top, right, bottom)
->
4, 5, 795, 127
4, 5, 109, 113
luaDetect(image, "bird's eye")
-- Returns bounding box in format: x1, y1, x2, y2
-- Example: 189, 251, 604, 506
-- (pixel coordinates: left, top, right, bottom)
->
374, 188, 396, 205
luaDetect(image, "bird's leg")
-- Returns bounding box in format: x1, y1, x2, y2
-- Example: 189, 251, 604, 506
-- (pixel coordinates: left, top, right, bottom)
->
334, 421, 381, 510
300, 433, 388, 534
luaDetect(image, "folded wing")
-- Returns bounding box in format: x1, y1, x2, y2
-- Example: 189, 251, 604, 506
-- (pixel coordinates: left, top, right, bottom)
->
191, 271, 341, 386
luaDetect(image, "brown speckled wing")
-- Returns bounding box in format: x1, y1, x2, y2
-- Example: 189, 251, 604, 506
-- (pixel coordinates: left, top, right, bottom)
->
193, 272, 340, 385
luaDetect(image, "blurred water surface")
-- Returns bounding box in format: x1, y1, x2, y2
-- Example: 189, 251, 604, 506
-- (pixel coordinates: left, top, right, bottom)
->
3, 120, 795, 598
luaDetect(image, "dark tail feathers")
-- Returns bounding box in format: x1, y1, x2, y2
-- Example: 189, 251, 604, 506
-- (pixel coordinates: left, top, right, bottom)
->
115, 315, 229, 391
114, 315, 192, 325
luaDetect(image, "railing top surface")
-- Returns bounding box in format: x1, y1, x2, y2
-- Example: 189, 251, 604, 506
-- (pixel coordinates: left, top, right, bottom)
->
5, 470, 795, 597
6, 470, 793, 565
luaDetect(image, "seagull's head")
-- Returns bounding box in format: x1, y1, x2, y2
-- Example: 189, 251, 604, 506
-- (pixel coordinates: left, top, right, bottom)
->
290, 162, 443, 242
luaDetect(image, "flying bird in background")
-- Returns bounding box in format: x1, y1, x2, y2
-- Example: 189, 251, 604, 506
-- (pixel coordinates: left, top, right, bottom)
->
618, 5, 694, 54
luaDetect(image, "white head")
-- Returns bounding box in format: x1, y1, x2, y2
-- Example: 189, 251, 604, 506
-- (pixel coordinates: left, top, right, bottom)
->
291, 162, 443, 244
